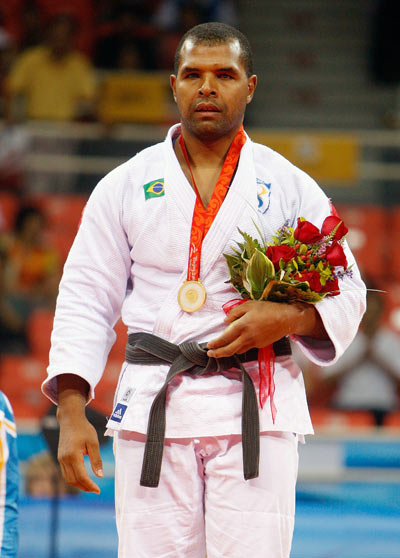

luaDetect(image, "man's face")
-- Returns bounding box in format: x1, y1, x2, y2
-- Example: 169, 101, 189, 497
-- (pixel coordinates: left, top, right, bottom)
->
170, 39, 257, 141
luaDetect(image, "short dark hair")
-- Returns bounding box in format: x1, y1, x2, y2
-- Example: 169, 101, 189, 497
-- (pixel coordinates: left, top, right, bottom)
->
174, 22, 254, 77
14, 205, 45, 233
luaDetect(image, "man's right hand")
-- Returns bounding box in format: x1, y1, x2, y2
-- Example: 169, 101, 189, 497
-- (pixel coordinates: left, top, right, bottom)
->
57, 374, 104, 494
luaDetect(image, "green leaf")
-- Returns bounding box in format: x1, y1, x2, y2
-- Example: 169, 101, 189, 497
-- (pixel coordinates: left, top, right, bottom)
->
246, 249, 275, 299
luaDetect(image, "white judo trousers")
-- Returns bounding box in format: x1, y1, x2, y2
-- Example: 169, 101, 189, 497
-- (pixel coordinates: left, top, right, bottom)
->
115, 431, 299, 558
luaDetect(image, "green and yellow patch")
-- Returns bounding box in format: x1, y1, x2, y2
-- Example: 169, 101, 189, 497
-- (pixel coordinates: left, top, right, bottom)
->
143, 178, 165, 200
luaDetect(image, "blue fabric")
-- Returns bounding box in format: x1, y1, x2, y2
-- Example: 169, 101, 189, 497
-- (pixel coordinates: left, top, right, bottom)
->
0, 392, 19, 557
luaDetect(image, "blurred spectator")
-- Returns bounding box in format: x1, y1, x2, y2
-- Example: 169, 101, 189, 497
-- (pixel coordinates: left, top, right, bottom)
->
0, 251, 27, 354
94, 4, 159, 70
0, 205, 60, 350
1, 0, 94, 55
317, 288, 400, 426
153, 0, 237, 32
5, 14, 97, 121
155, 3, 204, 70
25, 451, 78, 497
34, 0, 95, 56
18, 1, 44, 51
153, 0, 238, 70
0, 391, 19, 557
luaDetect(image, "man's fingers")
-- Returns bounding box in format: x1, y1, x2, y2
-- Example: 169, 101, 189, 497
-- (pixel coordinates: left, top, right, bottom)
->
207, 321, 239, 350
70, 459, 100, 494
207, 336, 251, 358
87, 440, 104, 478
224, 301, 251, 323
59, 449, 101, 493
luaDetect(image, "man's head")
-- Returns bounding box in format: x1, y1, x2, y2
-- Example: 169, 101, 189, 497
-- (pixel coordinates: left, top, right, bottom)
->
171, 22, 257, 142
47, 14, 77, 59
174, 22, 254, 78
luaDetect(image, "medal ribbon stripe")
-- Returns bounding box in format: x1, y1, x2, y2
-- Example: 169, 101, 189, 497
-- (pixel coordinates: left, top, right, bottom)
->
179, 127, 246, 288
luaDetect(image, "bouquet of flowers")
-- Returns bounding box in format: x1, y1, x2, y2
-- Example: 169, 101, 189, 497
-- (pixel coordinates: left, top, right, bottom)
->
224, 215, 351, 305
223, 214, 351, 420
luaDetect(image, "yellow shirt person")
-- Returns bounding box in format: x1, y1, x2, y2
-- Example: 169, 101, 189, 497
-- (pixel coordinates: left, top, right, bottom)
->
7, 45, 96, 121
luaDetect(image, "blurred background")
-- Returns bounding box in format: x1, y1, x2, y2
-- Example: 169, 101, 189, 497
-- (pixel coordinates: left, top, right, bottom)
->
0, 0, 399, 557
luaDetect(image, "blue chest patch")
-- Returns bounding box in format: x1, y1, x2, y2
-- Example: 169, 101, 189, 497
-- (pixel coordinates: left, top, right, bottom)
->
256, 178, 271, 214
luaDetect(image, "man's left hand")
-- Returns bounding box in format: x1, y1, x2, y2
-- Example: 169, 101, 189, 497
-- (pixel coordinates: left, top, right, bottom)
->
207, 299, 325, 358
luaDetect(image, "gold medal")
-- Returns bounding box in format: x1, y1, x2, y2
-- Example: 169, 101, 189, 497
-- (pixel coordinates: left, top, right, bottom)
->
178, 280, 206, 312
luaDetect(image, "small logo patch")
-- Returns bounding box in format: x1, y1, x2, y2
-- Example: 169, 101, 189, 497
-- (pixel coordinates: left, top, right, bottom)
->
110, 403, 127, 423
256, 178, 271, 214
143, 178, 165, 200
121, 388, 134, 403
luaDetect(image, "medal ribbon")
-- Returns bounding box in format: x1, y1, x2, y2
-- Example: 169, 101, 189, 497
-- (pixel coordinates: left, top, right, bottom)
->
222, 299, 277, 423
179, 126, 246, 283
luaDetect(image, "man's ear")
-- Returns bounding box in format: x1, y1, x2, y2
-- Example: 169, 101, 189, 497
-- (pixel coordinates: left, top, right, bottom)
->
246, 75, 257, 104
170, 75, 177, 103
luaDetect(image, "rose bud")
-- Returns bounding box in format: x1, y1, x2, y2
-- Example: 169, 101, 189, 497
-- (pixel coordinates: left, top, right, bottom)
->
325, 242, 348, 269
322, 277, 340, 296
294, 270, 322, 292
266, 245, 296, 270
294, 218, 323, 243
321, 215, 348, 240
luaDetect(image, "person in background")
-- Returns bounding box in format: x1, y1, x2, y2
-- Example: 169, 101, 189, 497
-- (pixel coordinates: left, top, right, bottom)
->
94, 5, 159, 71
319, 287, 400, 426
4, 14, 97, 122
0, 251, 27, 353
25, 451, 78, 498
0, 391, 19, 557
1, 205, 60, 340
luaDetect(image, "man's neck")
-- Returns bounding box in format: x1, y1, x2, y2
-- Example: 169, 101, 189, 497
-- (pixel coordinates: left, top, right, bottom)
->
179, 126, 239, 168
174, 124, 242, 207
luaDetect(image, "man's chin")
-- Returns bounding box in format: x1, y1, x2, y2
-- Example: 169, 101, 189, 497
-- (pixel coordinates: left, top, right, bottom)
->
188, 120, 228, 142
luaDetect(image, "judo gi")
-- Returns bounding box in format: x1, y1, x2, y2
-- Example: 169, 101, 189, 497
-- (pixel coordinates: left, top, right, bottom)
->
42, 124, 366, 557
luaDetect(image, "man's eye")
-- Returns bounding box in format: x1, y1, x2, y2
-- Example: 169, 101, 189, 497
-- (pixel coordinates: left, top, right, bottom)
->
219, 73, 233, 79
186, 73, 199, 78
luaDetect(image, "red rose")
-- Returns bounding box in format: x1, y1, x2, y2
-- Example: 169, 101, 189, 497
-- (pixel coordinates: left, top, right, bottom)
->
322, 277, 340, 296
325, 242, 347, 269
321, 216, 348, 241
294, 270, 322, 292
294, 218, 323, 244
266, 245, 296, 270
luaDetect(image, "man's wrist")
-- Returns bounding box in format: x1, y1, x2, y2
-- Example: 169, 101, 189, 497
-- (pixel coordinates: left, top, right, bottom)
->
287, 303, 328, 340
57, 374, 90, 422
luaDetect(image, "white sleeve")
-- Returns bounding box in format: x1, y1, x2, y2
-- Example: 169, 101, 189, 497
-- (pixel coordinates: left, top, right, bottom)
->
42, 165, 132, 404
288, 171, 367, 366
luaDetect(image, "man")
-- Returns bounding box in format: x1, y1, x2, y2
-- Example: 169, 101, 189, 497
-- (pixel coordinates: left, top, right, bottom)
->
5, 14, 96, 121
42, 22, 366, 558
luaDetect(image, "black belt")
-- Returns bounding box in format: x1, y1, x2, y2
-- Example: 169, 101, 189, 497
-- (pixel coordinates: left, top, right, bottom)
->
125, 332, 291, 487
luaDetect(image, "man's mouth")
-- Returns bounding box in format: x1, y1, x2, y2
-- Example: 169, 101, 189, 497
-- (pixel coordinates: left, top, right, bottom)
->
195, 103, 221, 112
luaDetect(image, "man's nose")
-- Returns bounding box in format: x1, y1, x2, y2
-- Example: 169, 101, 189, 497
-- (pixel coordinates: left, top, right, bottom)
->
199, 75, 216, 96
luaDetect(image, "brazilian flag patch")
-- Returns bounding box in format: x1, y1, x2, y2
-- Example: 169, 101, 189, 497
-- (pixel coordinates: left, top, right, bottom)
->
143, 178, 165, 200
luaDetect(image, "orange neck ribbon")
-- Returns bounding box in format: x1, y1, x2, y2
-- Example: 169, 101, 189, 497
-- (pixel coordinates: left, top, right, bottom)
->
179, 127, 246, 283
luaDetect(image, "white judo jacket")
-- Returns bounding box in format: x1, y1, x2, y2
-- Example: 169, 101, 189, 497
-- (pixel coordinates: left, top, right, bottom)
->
42, 124, 366, 438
